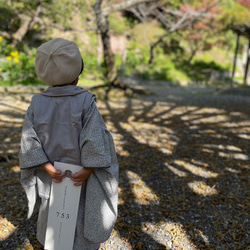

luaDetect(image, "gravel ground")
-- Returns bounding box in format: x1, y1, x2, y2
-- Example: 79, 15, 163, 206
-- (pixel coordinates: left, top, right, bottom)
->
0, 84, 250, 250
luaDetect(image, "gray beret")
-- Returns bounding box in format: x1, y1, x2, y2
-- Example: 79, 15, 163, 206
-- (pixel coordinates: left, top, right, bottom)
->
35, 38, 82, 86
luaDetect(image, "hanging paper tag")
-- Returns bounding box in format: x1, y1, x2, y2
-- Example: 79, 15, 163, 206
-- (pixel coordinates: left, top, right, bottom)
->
44, 162, 82, 250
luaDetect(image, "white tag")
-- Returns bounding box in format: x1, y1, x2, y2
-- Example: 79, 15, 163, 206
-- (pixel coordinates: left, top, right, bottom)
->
44, 162, 82, 250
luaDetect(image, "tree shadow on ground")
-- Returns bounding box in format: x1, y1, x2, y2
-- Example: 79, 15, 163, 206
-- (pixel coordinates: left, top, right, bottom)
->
100, 90, 250, 249
0, 89, 249, 249
0, 94, 42, 249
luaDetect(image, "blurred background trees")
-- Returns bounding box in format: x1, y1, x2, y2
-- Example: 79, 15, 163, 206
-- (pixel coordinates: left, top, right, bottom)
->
219, 0, 250, 86
0, 0, 249, 87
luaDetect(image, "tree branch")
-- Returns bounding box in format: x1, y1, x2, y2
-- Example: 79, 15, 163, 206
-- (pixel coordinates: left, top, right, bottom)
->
127, 7, 146, 22
152, 8, 172, 29
148, 0, 221, 64
12, 0, 42, 45
0, 31, 11, 40
102, 0, 160, 16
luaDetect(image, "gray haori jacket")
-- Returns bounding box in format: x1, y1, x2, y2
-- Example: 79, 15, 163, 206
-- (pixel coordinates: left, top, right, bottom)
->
19, 85, 119, 244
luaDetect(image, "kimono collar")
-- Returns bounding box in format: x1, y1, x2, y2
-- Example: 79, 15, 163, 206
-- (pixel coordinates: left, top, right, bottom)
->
41, 85, 88, 97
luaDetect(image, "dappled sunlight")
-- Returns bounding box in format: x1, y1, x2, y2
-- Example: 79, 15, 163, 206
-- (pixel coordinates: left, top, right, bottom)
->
114, 140, 127, 156
0, 115, 24, 123
126, 170, 160, 205
201, 147, 214, 154
190, 159, 209, 168
202, 144, 249, 161
219, 120, 250, 128
0, 215, 17, 241
181, 107, 225, 122
162, 222, 196, 249
1, 86, 250, 249
119, 121, 178, 155
190, 114, 229, 124
192, 107, 225, 115
167, 165, 188, 177
0, 96, 29, 161
117, 149, 130, 157
173, 160, 219, 178
11, 165, 21, 173
218, 151, 249, 160
238, 133, 250, 139
188, 181, 218, 196
118, 187, 125, 206
105, 90, 250, 249
225, 167, 241, 174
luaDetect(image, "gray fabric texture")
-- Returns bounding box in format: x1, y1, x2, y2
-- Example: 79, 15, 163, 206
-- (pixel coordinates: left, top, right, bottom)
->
19, 85, 119, 249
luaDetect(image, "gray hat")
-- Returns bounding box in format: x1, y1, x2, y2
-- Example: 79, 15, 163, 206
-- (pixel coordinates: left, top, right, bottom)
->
35, 38, 82, 86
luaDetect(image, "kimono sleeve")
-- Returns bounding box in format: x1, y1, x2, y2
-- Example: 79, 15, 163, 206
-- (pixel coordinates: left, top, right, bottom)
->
19, 105, 48, 219
19, 105, 49, 169
80, 98, 119, 242
80, 99, 113, 168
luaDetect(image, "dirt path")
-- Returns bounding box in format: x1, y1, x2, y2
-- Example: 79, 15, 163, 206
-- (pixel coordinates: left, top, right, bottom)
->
0, 85, 250, 249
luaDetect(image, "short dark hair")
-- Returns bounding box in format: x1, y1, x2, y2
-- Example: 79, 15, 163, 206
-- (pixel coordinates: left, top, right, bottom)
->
79, 59, 84, 75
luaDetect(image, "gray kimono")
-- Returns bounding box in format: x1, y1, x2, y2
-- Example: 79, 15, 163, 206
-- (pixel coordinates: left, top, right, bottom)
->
19, 85, 119, 250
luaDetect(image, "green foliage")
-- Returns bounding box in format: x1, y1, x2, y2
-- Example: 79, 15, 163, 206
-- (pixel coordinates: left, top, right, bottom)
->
126, 51, 141, 68
0, 6, 21, 37
125, 42, 181, 81
127, 42, 149, 64
0, 0, 245, 86
165, 0, 183, 8
219, 0, 250, 26
134, 53, 190, 82
122, 34, 232, 83
0, 37, 39, 85
44, 0, 84, 27
0, 0, 35, 13
124, 42, 150, 77
82, 55, 99, 75
109, 12, 129, 35
0, 38, 12, 56
130, 21, 164, 45
0, 7, 18, 33
191, 60, 227, 71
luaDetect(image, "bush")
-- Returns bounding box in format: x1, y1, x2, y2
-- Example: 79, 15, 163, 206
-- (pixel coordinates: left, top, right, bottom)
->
0, 37, 40, 85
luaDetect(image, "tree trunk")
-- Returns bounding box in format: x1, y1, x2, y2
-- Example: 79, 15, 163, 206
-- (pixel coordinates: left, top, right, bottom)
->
94, 0, 159, 87
231, 33, 240, 88
243, 39, 250, 86
187, 40, 199, 64
149, 44, 156, 65
122, 49, 127, 77
94, 0, 117, 84
149, 33, 168, 64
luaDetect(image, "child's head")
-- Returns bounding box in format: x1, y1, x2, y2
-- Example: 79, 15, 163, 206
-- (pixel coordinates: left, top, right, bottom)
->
35, 38, 84, 86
